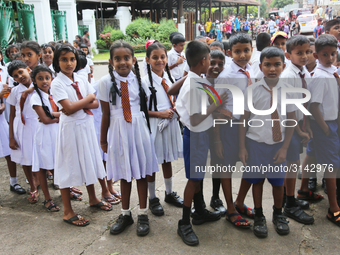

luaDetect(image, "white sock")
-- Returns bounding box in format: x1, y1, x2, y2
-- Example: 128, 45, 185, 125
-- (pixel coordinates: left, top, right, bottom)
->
121, 208, 131, 216
138, 207, 148, 215
148, 181, 156, 199
10, 177, 17, 187
164, 177, 172, 195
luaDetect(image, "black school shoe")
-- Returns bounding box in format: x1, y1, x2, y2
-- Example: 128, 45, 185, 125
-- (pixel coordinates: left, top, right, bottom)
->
253, 215, 268, 238
295, 199, 309, 210
308, 178, 317, 192
283, 206, 314, 224
110, 214, 134, 235
137, 215, 150, 236
177, 220, 199, 246
210, 196, 227, 215
191, 209, 221, 225
149, 197, 164, 216
10, 184, 26, 194
272, 213, 290, 235
164, 191, 183, 207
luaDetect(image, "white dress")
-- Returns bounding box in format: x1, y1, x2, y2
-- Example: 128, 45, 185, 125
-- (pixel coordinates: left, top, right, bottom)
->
0, 111, 10, 157
30, 90, 59, 172
6, 83, 38, 165
142, 71, 183, 164
51, 72, 106, 189
0, 66, 10, 122
97, 71, 159, 182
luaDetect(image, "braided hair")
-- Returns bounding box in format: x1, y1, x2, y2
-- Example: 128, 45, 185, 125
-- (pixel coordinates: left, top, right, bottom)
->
31, 65, 55, 119
146, 42, 174, 111
108, 40, 150, 131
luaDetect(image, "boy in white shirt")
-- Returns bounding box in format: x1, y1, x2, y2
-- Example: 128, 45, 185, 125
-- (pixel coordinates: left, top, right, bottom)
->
168, 35, 186, 81
307, 34, 340, 226
251, 32, 271, 81
239, 47, 296, 237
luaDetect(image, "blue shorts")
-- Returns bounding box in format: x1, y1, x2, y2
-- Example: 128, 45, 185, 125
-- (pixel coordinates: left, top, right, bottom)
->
310, 120, 340, 167
220, 123, 240, 166
243, 138, 286, 186
286, 129, 303, 162
183, 127, 210, 181
306, 139, 315, 157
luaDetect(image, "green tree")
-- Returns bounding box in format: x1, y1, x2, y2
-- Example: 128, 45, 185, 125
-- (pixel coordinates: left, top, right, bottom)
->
260, 0, 268, 18
270, 0, 294, 9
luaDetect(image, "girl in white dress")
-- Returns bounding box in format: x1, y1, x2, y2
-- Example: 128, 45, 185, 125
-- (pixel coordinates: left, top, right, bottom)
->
98, 41, 158, 236
30, 66, 60, 212
41, 44, 56, 78
7, 60, 39, 203
51, 44, 111, 227
142, 42, 183, 216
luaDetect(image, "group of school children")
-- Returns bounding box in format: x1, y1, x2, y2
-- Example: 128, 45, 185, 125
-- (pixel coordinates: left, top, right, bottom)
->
1, 18, 340, 247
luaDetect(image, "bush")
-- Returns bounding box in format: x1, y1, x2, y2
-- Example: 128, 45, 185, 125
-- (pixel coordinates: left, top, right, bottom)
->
96, 25, 125, 49
157, 19, 178, 42
95, 39, 107, 50
110, 29, 125, 42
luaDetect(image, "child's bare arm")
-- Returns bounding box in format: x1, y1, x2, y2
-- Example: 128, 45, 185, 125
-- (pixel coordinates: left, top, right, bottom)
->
168, 75, 187, 95
33, 105, 59, 124
58, 93, 96, 115
309, 102, 329, 135
9, 105, 19, 150
100, 100, 110, 153
85, 98, 99, 109
0, 101, 5, 114
148, 109, 174, 119
239, 111, 250, 166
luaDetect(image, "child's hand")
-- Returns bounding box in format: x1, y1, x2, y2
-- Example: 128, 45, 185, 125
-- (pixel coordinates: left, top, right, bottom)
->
273, 148, 287, 164
159, 109, 174, 119
239, 148, 248, 166
101, 142, 108, 153
305, 124, 313, 139
0, 84, 11, 98
299, 131, 310, 145
60, 108, 71, 116
176, 57, 184, 65
9, 138, 19, 150
215, 92, 228, 107
0, 105, 4, 115
215, 141, 224, 159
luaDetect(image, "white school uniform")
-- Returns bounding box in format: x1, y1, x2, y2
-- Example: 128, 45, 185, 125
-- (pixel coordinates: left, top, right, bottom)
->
143, 57, 148, 77
167, 47, 187, 80
245, 78, 297, 145
86, 56, 95, 83
0, 109, 10, 158
142, 71, 183, 164
0, 66, 10, 122
225, 55, 232, 68
176, 71, 213, 132
251, 50, 263, 80
97, 70, 159, 182
308, 63, 339, 121
6, 83, 38, 165
281, 63, 311, 122
216, 61, 255, 120
77, 68, 89, 81
51, 72, 106, 189
30, 90, 59, 172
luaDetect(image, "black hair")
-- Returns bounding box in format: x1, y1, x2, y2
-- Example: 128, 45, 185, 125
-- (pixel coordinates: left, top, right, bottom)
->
210, 49, 225, 61
57, 39, 69, 44
286, 35, 310, 53
41, 43, 55, 52
325, 19, 340, 32
53, 44, 80, 73
73, 40, 80, 47
195, 35, 205, 40
8, 60, 27, 77
77, 50, 88, 69
0, 50, 4, 66
210, 41, 224, 51
83, 30, 88, 35
79, 44, 90, 55
256, 33, 271, 51
145, 42, 175, 111
222, 41, 230, 52
108, 40, 150, 131
185, 40, 210, 68
31, 65, 55, 119
261, 20, 265, 25
75, 35, 83, 44
315, 34, 338, 53
12, 53, 22, 60
337, 52, 340, 62
260, 46, 285, 64
229, 33, 252, 51
5, 44, 19, 59
20, 41, 41, 56
308, 37, 315, 46
48, 41, 57, 47
172, 35, 185, 45
169, 32, 182, 43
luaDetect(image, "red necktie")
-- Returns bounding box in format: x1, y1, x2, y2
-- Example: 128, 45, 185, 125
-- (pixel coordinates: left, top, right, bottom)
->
71, 82, 93, 115
262, 85, 282, 142
239, 69, 252, 86
48, 95, 58, 112
161, 78, 175, 108
120, 81, 132, 122
299, 72, 308, 131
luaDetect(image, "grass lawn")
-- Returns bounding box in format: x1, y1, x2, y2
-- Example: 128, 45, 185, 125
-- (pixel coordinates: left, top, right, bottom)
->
93, 51, 146, 62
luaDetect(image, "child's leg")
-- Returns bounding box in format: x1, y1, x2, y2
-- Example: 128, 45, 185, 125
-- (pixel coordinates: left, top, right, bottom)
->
253, 180, 264, 211
162, 161, 183, 206
234, 178, 253, 216
6, 155, 25, 193
272, 184, 284, 210
103, 160, 121, 198
326, 168, 340, 213
181, 180, 201, 224
87, 183, 111, 210
147, 173, 157, 199
121, 179, 132, 210
212, 178, 221, 200
38, 169, 59, 211
22, 165, 37, 195
61, 187, 88, 225
136, 177, 148, 209
136, 177, 149, 236
98, 178, 119, 203
272, 184, 290, 235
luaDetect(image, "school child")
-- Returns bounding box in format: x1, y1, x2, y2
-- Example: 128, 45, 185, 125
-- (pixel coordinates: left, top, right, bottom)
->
176, 41, 226, 246
167, 35, 186, 81
221, 41, 232, 67
7, 60, 39, 203
182, 36, 207, 77
79, 44, 94, 80
306, 38, 317, 76
306, 34, 340, 225
76, 50, 90, 82
73, 40, 80, 49
142, 42, 183, 216
99, 41, 158, 236
251, 32, 271, 81
41, 44, 56, 77
0, 50, 11, 122
51, 44, 111, 227
30, 65, 60, 212
5, 44, 20, 67
214, 33, 255, 228
280, 35, 314, 224
143, 39, 156, 76
20, 41, 41, 70
239, 46, 296, 238
270, 31, 291, 68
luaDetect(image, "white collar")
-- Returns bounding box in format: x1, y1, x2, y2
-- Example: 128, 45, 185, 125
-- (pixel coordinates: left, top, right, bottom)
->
151, 70, 171, 86
289, 63, 308, 75
37, 88, 50, 100
58, 72, 82, 86
187, 71, 203, 79
316, 63, 337, 74
113, 70, 136, 84
230, 60, 251, 73
257, 77, 284, 90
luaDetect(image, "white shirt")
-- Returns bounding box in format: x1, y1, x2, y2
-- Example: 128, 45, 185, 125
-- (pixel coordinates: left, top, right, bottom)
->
142, 70, 173, 112
176, 71, 213, 132
308, 63, 339, 121
224, 56, 232, 68
30, 89, 56, 116
281, 63, 311, 121
77, 68, 89, 80
216, 61, 255, 120
51, 72, 95, 122
285, 57, 291, 69
167, 47, 187, 80
251, 50, 263, 80
245, 78, 297, 145
0, 65, 8, 85
143, 57, 148, 77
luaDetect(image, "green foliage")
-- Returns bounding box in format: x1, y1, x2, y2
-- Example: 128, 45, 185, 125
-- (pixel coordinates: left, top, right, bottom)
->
132, 42, 172, 53
110, 29, 125, 42
125, 18, 153, 39
102, 25, 114, 34
260, 0, 268, 18
156, 19, 178, 42
96, 25, 125, 49
95, 39, 107, 50
270, 0, 294, 9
